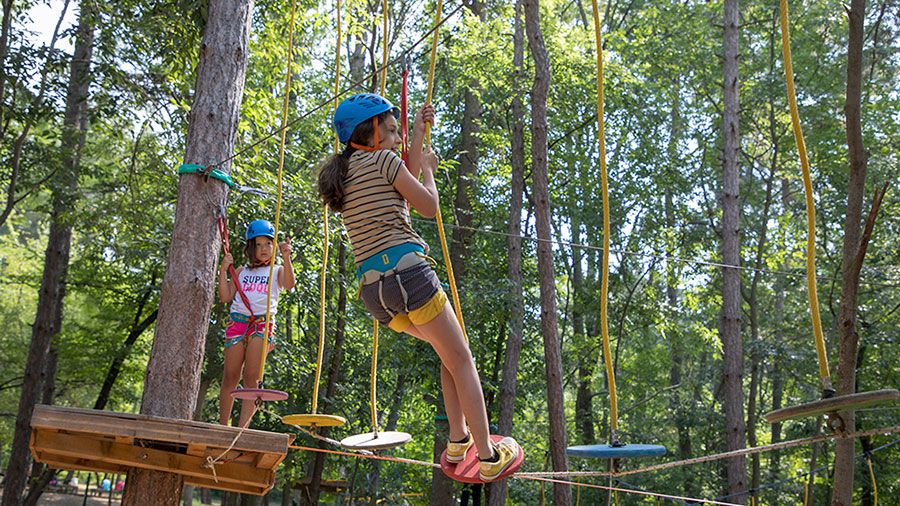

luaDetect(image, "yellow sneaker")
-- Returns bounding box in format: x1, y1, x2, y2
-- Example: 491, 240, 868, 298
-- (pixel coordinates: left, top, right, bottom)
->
479, 437, 520, 481
445, 434, 474, 463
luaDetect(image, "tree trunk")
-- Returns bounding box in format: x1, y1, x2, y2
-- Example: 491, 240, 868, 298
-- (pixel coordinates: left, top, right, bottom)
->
496, 0, 526, 445
20, 348, 59, 506
0, 3, 93, 504
449, 0, 484, 289
832, 2, 867, 504
664, 86, 693, 498
721, 0, 747, 502
488, 5, 525, 506
94, 282, 158, 410
429, 416, 454, 506
806, 418, 823, 504
0, 0, 13, 129
767, 29, 788, 489
525, 0, 570, 503
122, 0, 254, 503
746, 163, 776, 506
307, 239, 348, 505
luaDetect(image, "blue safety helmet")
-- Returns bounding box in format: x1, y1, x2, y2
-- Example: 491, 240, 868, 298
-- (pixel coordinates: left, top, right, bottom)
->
246, 219, 275, 241
333, 93, 400, 143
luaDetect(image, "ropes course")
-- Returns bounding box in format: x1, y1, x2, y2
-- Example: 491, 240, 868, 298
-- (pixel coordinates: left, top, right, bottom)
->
171, 0, 898, 499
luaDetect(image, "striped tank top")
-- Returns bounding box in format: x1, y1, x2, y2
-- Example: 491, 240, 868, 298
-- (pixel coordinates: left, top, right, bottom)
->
341, 149, 428, 265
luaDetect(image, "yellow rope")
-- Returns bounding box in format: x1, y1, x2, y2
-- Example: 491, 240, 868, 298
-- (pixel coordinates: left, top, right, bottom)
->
867, 455, 878, 505
371, 318, 379, 433
422, 0, 468, 342
260, 0, 298, 380
312, 0, 342, 413
424, 0, 441, 146
365, 0, 390, 437
590, 0, 616, 438
779, 0, 830, 390
803, 481, 809, 506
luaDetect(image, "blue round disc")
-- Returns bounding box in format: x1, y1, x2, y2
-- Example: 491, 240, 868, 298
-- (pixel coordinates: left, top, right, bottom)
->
567, 443, 667, 459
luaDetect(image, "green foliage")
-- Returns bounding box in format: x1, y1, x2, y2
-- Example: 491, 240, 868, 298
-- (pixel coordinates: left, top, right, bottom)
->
2, 0, 899, 503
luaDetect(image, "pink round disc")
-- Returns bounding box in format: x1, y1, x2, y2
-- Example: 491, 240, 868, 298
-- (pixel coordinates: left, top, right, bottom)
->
230, 388, 289, 401
440, 434, 524, 483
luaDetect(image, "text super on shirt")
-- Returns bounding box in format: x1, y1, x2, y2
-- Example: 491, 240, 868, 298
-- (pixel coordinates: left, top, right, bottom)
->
341, 149, 429, 265
229, 265, 283, 316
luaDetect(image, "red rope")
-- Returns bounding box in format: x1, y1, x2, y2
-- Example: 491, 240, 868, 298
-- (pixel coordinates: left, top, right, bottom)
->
218, 216, 256, 324
401, 66, 409, 164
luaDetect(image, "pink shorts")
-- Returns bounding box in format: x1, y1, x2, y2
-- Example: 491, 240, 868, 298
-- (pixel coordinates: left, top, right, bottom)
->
225, 313, 275, 350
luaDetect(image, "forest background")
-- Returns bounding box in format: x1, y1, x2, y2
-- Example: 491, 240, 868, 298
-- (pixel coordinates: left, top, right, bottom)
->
0, 0, 898, 504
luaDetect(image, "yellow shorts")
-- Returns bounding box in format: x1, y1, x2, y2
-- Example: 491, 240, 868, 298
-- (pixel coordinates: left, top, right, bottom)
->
388, 289, 448, 333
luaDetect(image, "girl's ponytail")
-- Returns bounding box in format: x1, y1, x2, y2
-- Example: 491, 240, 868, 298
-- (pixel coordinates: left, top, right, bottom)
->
317, 149, 352, 213
317, 111, 388, 213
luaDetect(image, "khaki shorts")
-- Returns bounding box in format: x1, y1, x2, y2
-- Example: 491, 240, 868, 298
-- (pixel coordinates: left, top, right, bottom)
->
360, 263, 448, 332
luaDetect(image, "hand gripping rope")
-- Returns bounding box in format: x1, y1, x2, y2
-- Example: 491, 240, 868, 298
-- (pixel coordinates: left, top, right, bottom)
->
422, 0, 468, 343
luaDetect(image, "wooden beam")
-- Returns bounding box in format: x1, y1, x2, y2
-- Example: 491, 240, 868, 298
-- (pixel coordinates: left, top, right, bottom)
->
31, 405, 291, 454
32, 430, 272, 487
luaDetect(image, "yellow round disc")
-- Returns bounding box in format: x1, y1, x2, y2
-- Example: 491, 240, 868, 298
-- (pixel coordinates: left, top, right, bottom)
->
282, 413, 346, 427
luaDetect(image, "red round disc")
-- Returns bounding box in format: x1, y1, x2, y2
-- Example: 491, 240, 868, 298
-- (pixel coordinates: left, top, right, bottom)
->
440, 434, 524, 483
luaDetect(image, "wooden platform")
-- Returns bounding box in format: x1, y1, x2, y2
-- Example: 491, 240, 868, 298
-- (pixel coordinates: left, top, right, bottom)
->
30, 405, 294, 495
765, 389, 899, 424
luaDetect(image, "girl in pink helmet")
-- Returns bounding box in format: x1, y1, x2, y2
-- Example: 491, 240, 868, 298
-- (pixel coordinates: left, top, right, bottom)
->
217, 219, 295, 427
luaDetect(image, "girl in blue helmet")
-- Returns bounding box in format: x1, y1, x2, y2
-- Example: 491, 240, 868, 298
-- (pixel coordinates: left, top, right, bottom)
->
317, 93, 520, 481
217, 219, 295, 427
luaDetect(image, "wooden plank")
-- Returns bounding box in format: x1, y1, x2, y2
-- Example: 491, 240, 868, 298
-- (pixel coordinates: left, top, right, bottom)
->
31, 405, 291, 454
765, 389, 899, 423
34, 453, 269, 495
32, 430, 273, 489
255, 452, 281, 470
35, 452, 129, 475
186, 443, 209, 457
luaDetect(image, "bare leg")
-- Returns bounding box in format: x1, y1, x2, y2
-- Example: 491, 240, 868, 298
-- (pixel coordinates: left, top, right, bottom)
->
237, 337, 266, 427
406, 303, 493, 458
440, 363, 467, 441
219, 344, 245, 425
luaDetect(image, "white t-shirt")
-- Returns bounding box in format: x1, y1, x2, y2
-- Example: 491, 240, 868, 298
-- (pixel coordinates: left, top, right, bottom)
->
230, 265, 283, 316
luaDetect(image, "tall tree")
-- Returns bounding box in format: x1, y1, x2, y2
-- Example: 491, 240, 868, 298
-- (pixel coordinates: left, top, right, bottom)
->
525, 0, 570, 503
121, 0, 254, 503
304, 239, 348, 505
720, 0, 747, 502
449, 0, 484, 288
0, 2, 93, 504
832, 0, 868, 503
489, 1, 526, 504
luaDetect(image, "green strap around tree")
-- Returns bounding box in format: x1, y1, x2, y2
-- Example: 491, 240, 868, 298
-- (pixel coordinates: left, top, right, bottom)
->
178, 163, 235, 188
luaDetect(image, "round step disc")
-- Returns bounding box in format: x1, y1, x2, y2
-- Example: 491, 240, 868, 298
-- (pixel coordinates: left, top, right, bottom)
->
282, 413, 346, 427
230, 388, 289, 402
340, 431, 412, 450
